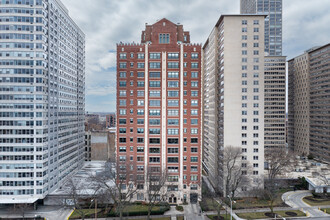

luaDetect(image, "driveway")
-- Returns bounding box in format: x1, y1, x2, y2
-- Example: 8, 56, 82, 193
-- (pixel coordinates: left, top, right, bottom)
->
282, 190, 329, 218
0, 206, 73, 220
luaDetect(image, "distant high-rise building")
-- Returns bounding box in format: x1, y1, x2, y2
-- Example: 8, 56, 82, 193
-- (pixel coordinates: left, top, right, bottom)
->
240, 0, 282, 56
106, 113, 116, 128
116, 18, 202, 204
0, 0, 85, 204
203, 15, 266, 196
288, 43, 330, 162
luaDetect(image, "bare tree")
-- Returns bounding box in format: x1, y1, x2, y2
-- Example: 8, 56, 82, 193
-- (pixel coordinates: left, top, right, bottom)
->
145, 167, 169, 220
64, 178, 88, 220
222, 146, 251, 199
264, 148, 297, 214
206, 188, 225, 220
91, 160, 138, 220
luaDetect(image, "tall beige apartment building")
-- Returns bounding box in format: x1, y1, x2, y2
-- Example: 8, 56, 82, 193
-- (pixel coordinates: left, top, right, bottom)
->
288, 43, 330, 162
203, 15, 266, 196
288, 53, 310, 156
264, 57, 286, 149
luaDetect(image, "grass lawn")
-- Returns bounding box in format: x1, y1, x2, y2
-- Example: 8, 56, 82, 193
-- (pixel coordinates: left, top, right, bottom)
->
303, 196, 330, 206
233, 189, 290, 209
123, 204, 164, 212
237, 210, 305, 219
321, 208, 330, 214
69, 209, 102, 218
177, 217, 184, 220
200, 197, 224, 211
207, 214, 231, 220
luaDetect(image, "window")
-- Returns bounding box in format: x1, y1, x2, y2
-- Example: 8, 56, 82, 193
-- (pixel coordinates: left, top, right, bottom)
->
191, 63, 199, 68
191, 81, 198, 87
242, 50, 247, 55
137, 138, 144, 143
137, 119, 144, 124
191, 91, 198, 96
254, 35, 259, 40
168, 157, 178, 163
137, 81, 144, 87
242, 58, 247, 63
149, 90, 160, 97
150, 62, 161, 69
119, 62, 127, 68
254, 20, 259, 25
150, 53, 161, 59
242, 73, 247, 78
149, 110, 160, 116
119, 53, 127, 59
168, 110, 178, 116
253, 80, 259, 85
242, 80, 247, 85
150, 157, 160, 163
149, 100, 160, 106
191, 138, 198, 143
149, 129, 160, 135
149, 119, 160, 125
168, 138, 179, 144
242, 43, 247, 47
168, 119, 179, 125
168, 81, 179, 88
242, 35, 247, 40
119, 138, 126, 143
119, 119, 126, 124
137, 109, 144, 115
168, 72, 179, 78
242, 27, 247, 32
168, 129, 179, 135
191, 128, 198, 134
254, 50, 259, 55
191, 100, 198, 106
119, 81, 126, 87
168, 62, 179, 68
168, 100, 179, 107
191, 110, 198, 115
149, 72, 160, 78
149, 81, 160, 87
254, 28, 259, 32
149, 138, 160, 144
168, 91, 179, 97
137, 72, 144, 77
137, 100, 144, 106
119, 100, 126, 106
242, 20, 247, 25
168, 148, 179, 154
191, 119, 198, 125
253, 156, 259, 160
191, 72, 198, 78
254, 43, 259, 48
191, 157, 198, 162
119, 128, 126, 133
119, 90, 126, 97
149, 148, 160, 153
191, 53, 199, 59
242, 65, 247, 70
119, 109, 126, 115
119, 72, 126, 78
168, 53, 179, 59
159, 33, 170, 44
137, 63, 144, 68
191, 175, 198, 181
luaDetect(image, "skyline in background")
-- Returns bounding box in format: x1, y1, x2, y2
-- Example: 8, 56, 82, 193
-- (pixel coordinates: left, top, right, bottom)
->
61, 0, 330, 112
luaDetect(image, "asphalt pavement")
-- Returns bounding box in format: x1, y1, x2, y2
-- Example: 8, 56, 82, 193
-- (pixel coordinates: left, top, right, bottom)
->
282, 190, 330, 218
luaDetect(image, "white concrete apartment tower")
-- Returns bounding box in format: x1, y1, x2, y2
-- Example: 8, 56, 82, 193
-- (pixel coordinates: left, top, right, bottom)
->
0, 0, 85, 204
203, 15, 266, 196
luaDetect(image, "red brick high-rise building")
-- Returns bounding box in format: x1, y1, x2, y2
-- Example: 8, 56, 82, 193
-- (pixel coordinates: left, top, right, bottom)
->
116, 18, 202, 204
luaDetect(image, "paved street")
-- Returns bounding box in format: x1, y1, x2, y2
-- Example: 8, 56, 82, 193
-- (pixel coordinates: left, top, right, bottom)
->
282, 190, 330, 218
0, 206, 73, 220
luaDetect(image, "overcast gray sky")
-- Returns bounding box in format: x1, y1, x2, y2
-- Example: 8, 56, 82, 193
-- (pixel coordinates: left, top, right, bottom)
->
61, 0, 330, 113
